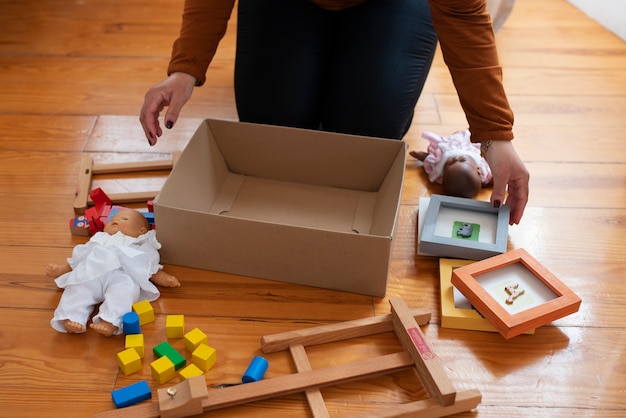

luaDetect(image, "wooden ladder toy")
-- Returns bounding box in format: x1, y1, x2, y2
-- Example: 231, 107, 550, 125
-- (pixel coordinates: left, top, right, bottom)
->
94, 298, 481, 417
73, 154, 179, 215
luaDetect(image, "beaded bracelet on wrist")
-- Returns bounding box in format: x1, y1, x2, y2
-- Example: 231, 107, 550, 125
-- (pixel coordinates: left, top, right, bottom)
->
481, 140, 493, 158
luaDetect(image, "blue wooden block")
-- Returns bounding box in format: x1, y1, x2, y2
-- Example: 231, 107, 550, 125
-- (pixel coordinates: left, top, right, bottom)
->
242, 356, 268, 383
122, 311, 141, 335
111, 380, 152, 408
142, 212, 155, 227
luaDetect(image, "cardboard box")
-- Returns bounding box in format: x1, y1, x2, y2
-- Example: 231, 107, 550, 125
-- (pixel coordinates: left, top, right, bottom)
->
154, 119, 406, 296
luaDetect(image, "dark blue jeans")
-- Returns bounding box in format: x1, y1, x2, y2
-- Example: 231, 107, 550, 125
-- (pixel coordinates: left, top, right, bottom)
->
235, 0, 437, 140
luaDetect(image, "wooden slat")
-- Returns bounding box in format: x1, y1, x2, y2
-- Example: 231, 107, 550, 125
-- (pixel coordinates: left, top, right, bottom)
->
261, 309, 431, 353
94, 352, 416, 418
390, 298, 456, 406
360, 389, 481, 418
289, 344, 330, 418
73, 155, 94, 214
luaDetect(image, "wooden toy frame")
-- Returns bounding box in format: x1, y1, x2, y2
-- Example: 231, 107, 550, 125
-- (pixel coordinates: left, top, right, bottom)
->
94, 298, 481, 417
74, 155, 178, 215
420, 195, 509, 260
451, 248, 581, 339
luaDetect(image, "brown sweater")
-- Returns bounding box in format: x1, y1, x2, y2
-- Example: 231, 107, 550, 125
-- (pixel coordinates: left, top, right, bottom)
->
168, 0, 514, 142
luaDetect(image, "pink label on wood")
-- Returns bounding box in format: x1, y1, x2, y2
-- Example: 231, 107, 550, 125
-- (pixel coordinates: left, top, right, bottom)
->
408, 327, 434, 360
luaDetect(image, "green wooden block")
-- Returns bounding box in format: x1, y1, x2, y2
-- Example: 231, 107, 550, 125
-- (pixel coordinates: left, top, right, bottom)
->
153, 341, 186, 370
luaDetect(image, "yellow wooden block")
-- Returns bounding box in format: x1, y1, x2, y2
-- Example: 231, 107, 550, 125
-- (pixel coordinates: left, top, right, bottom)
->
166, 315, 185, 338
125, 334, 145, 358
151, 356, 176, 384
192, 344, 216, 372
179, 363, 204, 381
132, 300, 155, 325
184, 328, 208, 352
117, 348, 142, 376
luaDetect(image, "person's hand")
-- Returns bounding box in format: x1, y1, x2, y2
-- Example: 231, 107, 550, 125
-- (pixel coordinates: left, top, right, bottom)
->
139, 72, 196, 145
483, 140, 529, 225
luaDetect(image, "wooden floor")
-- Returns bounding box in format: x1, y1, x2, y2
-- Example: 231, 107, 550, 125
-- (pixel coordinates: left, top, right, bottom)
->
1, 0, 625, 416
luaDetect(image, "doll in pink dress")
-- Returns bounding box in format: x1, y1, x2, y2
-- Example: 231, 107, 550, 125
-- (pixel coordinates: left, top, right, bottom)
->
46, 208, 180, 336
410, 130, 492, 198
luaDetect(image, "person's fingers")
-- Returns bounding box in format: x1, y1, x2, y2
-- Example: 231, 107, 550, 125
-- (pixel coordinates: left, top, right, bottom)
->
140, 73, 196, 145
164, 97, 183, 131
489, 173, 507, 211
140, 93, 166, 145
144, 113, 163, 146
163, 73, 196, 130
504, 176, 529, 225
483, 140, 530, 224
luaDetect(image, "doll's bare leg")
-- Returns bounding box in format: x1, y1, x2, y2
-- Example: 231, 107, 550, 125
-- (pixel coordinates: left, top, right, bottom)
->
151, 269, 181, 287
51, 281, 100, 334
90, 321, 118, 337
409, 150, 428, 161
63, 320, 87, 334
93, 273, 138, 337
46, 263, 72, 278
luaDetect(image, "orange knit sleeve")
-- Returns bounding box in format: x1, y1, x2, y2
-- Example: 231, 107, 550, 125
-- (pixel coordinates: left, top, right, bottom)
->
429, 0, 514, 142
168, 0, 236, 86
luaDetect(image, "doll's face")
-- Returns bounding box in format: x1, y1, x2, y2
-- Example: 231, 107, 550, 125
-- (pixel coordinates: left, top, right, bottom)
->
444, 155, 480, 176
104, 209, 148, 237
443, 156, 482, 198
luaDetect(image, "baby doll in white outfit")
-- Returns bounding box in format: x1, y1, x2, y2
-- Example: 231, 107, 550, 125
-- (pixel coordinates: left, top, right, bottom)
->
46, 208, 180, 336
410, 130, 492, 198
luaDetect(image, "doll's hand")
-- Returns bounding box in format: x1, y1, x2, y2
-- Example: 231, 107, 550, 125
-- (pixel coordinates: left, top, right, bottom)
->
483, 140, 529, 225
45, 263, 71, 278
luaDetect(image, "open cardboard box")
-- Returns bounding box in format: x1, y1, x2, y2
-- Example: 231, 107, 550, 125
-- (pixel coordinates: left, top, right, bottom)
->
153, 119, 406, 296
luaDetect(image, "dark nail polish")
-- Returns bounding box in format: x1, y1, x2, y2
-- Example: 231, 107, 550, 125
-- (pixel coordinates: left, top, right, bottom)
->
165, 121, 173, 129
494, 200, 501, 208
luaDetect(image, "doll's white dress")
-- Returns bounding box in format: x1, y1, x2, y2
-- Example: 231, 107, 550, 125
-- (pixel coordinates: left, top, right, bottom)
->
51, 230, 162, 334
420, 130, 493, 185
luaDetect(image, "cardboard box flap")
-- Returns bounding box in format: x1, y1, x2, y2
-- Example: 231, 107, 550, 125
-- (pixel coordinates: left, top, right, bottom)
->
352, 193, 376, 234
156, 121, 229, 212
206, 119, 403, 192
370, 146, 406, 236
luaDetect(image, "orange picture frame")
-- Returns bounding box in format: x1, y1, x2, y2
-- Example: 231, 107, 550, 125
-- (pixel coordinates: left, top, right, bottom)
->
451, 248, 581, 339
439, 258, 535, 334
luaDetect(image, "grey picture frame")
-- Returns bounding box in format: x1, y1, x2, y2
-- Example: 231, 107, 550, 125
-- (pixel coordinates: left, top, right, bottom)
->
420, 195, 509, 260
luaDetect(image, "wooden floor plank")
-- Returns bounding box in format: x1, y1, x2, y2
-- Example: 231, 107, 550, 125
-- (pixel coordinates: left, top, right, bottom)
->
0, 114, 95, 152
84, 115, 202, 154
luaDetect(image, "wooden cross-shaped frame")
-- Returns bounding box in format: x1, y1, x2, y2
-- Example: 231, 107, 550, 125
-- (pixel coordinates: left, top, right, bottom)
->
94, 298, 481, 417
74, 155, 179, 215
